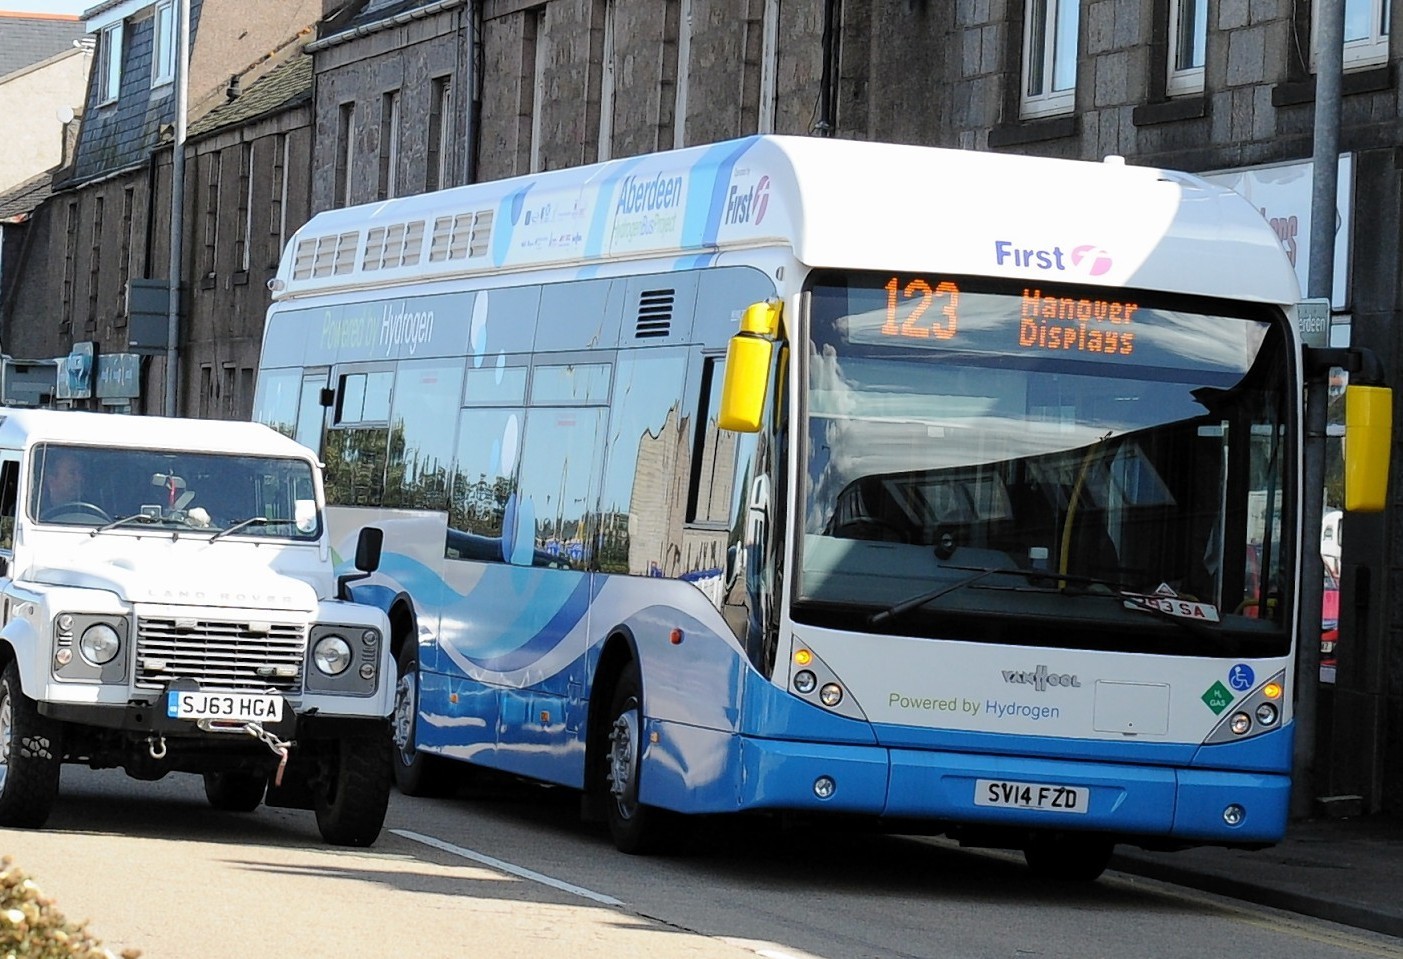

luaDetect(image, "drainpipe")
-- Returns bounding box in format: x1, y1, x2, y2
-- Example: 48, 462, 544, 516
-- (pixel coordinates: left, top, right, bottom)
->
164, 0, 190, 416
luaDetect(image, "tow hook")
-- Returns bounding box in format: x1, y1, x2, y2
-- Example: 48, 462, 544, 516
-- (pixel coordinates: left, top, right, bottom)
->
242, 721, 294, 786
146, 734, 167, 759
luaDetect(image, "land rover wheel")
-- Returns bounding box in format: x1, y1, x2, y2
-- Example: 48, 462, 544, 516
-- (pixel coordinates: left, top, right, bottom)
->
601, 660, 680, 854
392, 643, 456, 796
203, 771, 267, 812
313, 728, 392, 847
0, 660, 62, 828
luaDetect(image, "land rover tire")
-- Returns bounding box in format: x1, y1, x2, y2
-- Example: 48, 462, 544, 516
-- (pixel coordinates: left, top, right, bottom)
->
203, 771, 267, 812
0, 660, 63, 828
313, 726, 392, 847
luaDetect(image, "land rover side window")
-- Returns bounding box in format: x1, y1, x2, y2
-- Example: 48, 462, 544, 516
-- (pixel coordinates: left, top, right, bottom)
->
0, 460, 18, 552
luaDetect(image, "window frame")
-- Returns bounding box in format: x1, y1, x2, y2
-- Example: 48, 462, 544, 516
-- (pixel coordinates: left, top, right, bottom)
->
1312, 0, 1391, 70
1020, 0, 1079, 119
96, 21, 124, 105
151, 0, 176, 88
1166, 0, 1207, 96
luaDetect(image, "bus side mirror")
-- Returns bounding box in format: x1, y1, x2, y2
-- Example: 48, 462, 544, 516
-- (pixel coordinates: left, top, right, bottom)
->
718, 300, 782, 433
1344, 384, 1392, 512
337, 525, 384, 599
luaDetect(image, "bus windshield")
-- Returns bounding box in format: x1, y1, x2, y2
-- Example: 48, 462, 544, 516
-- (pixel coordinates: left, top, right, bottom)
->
796, 271, 1294, 658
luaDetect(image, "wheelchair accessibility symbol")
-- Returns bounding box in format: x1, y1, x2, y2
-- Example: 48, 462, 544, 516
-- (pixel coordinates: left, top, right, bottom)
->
1228, 663, 1255, 692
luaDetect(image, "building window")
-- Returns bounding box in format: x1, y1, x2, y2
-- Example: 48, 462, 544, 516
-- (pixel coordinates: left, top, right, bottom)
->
378, 91, 400, 201
1167, 0, 1206, 95
152, 0, 175, 87
757, 0, 778, 133
236, 142, 252, 273
427, 77, 452, 191
202, 151, 221, 279
336, 102, 355, 208
597, 0, 616, 162
87, 196, 104, 327
1021, 0, 1078, 118
1317, 0, 1391, 69
62, 202, 78, 329
270, 132, 288, 252
118, 186, 134, 322
95, 21, 123, 104
529, 7, 547, 172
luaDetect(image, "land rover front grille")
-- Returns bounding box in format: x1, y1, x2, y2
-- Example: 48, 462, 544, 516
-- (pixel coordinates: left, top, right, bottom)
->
135, 617, 306, 692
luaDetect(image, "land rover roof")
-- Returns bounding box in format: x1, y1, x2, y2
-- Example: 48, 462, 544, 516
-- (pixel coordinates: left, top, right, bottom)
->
0, 407, 315, 460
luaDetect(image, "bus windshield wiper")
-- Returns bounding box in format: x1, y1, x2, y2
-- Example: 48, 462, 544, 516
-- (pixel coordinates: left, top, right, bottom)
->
868, 564, 1218, 641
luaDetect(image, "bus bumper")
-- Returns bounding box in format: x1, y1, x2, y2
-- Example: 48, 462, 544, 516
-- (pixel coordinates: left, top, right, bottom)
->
718, 736, 1289, 844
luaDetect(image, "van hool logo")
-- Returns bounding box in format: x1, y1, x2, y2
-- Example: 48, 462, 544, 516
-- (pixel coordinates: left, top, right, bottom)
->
1002, 665, 1081, 692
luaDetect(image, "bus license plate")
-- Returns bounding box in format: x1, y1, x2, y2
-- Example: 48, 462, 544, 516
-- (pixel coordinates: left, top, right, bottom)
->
167, 691, 283, 722
975, 779, 1089, 814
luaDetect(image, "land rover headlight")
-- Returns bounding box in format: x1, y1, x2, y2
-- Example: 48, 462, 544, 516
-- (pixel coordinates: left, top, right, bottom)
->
313, 634, 353, 676
79, 623, 121, 666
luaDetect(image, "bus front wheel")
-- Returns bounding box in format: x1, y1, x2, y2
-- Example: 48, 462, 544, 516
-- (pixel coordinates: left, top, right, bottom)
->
392, 643, 457, 797
1022, 833, 1115, 882
603, 661, 677, 855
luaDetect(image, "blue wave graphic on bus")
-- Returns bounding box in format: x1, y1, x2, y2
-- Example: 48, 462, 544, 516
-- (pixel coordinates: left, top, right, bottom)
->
452, 573, 601, 672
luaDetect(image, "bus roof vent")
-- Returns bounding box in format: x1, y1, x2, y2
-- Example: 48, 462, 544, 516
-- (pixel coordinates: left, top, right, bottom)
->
635, 289, 674, 338
363, 220, 425, 271
430, 209, 494, 263
293, 231, 361, 279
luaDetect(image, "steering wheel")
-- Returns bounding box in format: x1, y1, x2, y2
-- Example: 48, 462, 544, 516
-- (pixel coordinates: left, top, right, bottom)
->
41, 501, 112, 523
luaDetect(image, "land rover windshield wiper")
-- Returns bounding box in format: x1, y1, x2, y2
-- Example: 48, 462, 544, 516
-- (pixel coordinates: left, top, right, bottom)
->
209, 516, 294, 542
868, 564, 1220, 641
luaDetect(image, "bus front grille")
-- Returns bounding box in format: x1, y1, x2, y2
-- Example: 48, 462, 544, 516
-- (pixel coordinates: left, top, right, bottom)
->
135, 617, 306, 692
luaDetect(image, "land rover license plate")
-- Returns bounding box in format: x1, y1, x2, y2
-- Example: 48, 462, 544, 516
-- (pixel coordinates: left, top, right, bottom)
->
166, 691, 283, 722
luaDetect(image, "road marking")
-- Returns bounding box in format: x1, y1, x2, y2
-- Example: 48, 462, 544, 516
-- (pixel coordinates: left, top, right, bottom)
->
392, 828, 624, 906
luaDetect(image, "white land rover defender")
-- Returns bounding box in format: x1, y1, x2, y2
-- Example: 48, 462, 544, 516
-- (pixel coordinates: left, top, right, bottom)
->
0, 407, 394, 846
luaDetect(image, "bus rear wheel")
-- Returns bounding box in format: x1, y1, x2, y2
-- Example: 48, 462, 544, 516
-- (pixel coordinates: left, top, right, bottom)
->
1022, 833, 1115, 882
603, 661, 678, 855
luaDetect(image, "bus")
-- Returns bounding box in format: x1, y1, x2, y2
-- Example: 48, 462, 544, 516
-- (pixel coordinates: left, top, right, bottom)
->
252, 135, 1391, 880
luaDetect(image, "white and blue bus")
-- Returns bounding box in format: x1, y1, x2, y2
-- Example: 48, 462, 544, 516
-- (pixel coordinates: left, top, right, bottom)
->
253, 135, 1390, 880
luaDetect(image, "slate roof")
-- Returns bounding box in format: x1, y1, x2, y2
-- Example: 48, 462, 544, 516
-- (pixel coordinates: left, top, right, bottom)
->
0, 165, 61, 223
187, 51, 311, 140
0, 13, 85, 82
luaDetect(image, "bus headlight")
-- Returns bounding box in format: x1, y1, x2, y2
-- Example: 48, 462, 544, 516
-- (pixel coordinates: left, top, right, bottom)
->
313, 634, 353, 676
1229, 711, 1252, 735
79, 623, 121, 666
1255, 703, 1279, 726
793, 670, 817, 694
819, 683, 844, 707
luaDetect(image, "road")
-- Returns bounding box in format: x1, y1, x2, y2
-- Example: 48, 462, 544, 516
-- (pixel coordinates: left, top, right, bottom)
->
2, 765, 1400, 959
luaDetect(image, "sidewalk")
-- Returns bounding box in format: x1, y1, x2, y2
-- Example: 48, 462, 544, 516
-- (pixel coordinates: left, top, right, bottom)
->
1111, 815, 1403, 938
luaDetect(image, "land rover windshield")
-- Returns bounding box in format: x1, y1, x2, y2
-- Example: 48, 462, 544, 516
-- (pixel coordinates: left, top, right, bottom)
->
29, 443, 321, 540
795, 271, 1295, 658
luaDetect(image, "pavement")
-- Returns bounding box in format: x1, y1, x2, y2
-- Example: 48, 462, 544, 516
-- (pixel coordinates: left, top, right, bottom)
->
1111, 814, 1403, 939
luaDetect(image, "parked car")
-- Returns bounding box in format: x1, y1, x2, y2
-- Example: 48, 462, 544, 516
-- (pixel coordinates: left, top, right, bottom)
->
1320, 562, 1341, 669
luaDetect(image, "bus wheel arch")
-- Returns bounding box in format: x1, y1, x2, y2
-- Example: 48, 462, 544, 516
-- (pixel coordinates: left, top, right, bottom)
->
388, 597, 456, 797
587, 632, 680, 854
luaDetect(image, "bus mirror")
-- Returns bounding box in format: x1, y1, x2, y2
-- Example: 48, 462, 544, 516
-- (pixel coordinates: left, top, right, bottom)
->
718, 301, 782, 433
1344, 384, 1393, 513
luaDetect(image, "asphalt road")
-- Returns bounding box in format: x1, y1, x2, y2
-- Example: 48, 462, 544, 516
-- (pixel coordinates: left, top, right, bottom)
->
3, 765, 1400, 959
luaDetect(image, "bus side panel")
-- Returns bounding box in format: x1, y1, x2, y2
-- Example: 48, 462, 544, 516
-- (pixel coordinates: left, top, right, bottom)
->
417, 667, 500, 766
1171, 769, 1289, 841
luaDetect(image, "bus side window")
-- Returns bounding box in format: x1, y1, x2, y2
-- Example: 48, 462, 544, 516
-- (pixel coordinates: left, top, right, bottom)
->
688, 356, 733, 525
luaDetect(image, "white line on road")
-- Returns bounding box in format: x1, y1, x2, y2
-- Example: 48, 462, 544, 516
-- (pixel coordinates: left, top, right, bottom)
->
392, 828, 624, 906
